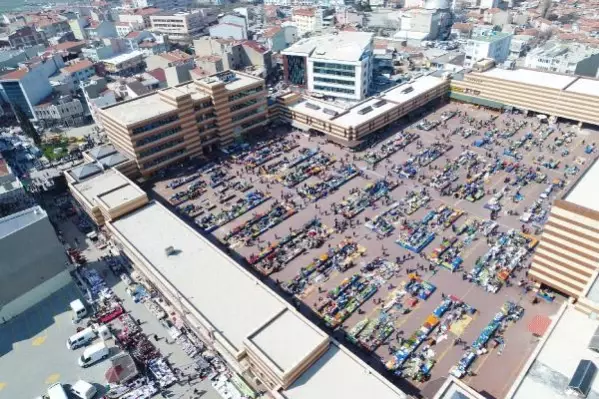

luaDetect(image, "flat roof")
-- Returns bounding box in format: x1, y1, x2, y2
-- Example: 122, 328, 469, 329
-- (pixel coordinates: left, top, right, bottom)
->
0, 206, 46, 239
103, 50, 144, 65
470, 31, 512, 43
199, 72, 262, 91
110, 202, 286, 350
284, 32, 373, 62
98, 184, 145, 209
73, 169, 145, 209
248, 309, 327, 372
282, 344, 407, 399
477, 68, 576, 90
100, 93, 177, 126
383, 75, 445, 104
288, 99, 347, 121
564, 157, 599, 212
511, 306, 599, 399
565, 78, 599, 98
333, 96, 399, 128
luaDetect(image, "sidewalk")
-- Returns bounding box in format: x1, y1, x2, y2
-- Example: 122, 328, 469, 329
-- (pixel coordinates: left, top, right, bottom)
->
57, 216, 224, 399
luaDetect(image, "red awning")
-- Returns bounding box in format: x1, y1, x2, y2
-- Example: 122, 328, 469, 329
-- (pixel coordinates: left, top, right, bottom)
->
528, 315, 552, 337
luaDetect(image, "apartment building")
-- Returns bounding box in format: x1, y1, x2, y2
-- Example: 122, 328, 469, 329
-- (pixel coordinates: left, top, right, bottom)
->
282, 32, 374, 101
0, 53, 64, 119
98, 70, 267, 176
61, 59, 96, 87
33, 94, 86, 126
464, 31, 512, 68
524, 42, 599, 78
449, 66, 599, 126
193, 37, 273, 76
150, 10, 209, 43
118, 7, 162, 29
6, 26, 47, 49
291, 7, 324, 37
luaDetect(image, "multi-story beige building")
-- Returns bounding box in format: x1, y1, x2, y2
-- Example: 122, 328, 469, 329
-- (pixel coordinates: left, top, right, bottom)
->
98, 70, 268, 177
273, 74, 450, 145
149, 10, 206, 43
450, 65, 599, 126
529, 159, 599, 302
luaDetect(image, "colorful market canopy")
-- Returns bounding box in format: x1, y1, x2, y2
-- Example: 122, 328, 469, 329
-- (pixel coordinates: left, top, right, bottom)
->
527, 314, 551, 337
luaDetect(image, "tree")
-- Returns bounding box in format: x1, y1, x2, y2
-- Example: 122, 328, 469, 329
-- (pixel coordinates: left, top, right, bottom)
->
13, 104, 41, 146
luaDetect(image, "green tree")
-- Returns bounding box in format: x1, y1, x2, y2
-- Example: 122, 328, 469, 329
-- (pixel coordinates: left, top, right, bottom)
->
13, 104, 41, 146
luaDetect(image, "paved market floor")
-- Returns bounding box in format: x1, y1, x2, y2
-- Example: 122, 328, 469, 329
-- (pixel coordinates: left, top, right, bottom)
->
0, 283, 109, 399
150, 102, 594, 398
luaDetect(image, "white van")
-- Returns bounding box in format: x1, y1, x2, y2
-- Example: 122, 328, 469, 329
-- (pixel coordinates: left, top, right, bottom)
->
70, 380, 97, 399
47, 382, 68, 399
67, 326, 96, 350
70, 299, 87, 323
78, 342, 110, 368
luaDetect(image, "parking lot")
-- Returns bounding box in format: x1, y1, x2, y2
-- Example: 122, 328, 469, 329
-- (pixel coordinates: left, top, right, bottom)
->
150, 101, 597, 398
0, 283, 109, 399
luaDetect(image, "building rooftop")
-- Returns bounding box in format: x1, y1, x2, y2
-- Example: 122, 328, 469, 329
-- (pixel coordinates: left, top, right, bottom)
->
287, 98, 347, 121
282, 345, 407, 399
199, 71, 262, 91
477, 68, 577, 90
565, 77, 599, 98
470, 31, 512, 43
333, 96, 399, 128
0, 68, 28, 80
248, 309, 328, 373
103, 50, 144, 65
110, 201, 287, 351
100, 93, 177, 126
383, 75, 445, 105
564, 157, 599, 212
72, 168, 145, 210
62, 59, 94, 74
509, 305, 599, 399
0, 206, 46, 240
283, 32, 374, 62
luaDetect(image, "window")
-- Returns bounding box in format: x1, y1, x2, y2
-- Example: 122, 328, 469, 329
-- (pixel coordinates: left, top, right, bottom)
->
228, 86, 262, 102
196, 113, 215, 122
232, 109, 257, 122
142, 148, 186, 169
139, 137, 184, 158
241, 117, 263, 130
132, 114, 179, 134
313, 76, 354, 86
136, 126, 182, 146
230, 98, 258, 112
314, 85, 355, 95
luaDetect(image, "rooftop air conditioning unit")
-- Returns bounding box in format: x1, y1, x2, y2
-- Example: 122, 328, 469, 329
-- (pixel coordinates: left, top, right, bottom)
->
165, 246, 176, 256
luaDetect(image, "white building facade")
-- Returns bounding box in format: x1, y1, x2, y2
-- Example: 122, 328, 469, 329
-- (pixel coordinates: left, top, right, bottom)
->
464, 31, 512, 68
283, 32, 374, 101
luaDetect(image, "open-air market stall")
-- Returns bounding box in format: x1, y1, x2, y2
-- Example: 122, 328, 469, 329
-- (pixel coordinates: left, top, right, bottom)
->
319, 274, 378, 328
223, 201, 298, 245
247, 218, 333, 275
196, 190, 270, 232
277, 151, 335, 188
335, 179, 398, 219
282, 239, 366, 295
469, 230, 537, 291
362, 131, 418, 165
297, 163, 359, 201
450, 301, 521, 379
